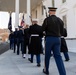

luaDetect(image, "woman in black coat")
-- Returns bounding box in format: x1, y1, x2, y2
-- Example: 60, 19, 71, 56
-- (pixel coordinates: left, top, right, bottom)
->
22, 25, 30, 58
61, 28, 70, 61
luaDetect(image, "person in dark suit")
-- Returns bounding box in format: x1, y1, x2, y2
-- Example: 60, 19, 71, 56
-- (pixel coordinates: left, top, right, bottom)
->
9, 31, 14, 50
42, 7, 66, 75
17, 26, 24, 55
22, 25, 30, 58
13, 28, 18, 53
61, 28, 70, 61
28, 19, 43, 67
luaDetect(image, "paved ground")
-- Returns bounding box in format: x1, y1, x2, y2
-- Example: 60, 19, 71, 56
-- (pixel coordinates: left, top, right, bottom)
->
0, 42, 9, 54
0, 50, 76, 75
66, 39, 76, 52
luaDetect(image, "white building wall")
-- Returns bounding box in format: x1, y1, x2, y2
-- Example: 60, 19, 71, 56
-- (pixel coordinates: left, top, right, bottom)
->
31, 4, 42, 24
55, 0, 76, 52
67, 9, 76, 38
31, 10, 36, 18
31, 4, 43, 25
55, 0, 62, 8
55, 0, 76, 38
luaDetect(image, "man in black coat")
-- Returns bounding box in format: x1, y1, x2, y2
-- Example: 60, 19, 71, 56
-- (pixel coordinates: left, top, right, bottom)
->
28, 19, 43, 67
61, 28, 70, 61
42, 7, 66, 75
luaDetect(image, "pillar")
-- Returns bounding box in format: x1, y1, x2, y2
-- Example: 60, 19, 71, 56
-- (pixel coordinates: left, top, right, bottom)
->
15, 0, 19, 28
26, 0, 31, 25
27, 0, 31, 16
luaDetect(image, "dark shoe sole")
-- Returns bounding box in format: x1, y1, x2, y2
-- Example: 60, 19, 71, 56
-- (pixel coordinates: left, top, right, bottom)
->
28, 58, 33, 63
65, 59, 70, 61
43, 69, 49, 75
37, 64, 41, 67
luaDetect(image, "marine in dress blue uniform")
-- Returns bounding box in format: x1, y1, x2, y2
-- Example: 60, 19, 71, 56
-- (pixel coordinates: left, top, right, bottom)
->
28, 19, 43, 67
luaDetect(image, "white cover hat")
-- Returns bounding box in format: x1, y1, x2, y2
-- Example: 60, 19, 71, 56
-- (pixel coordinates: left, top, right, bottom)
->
32, 19, 39, 22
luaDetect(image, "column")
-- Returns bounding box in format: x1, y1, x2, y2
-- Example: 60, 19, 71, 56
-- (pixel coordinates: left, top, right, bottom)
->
26, 0, 31, 25
27, 0, 31, 16
15, 0, 19, 28
42, 0, 47, 18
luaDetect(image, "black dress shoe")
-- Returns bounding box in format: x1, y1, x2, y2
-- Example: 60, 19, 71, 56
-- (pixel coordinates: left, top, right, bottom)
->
65, 59, 70, 61
17, 53, 19, 55
23, 57, 26, 59
13, 51, 15, 53
43, 69, 49, 75
37, 64, 41, 67
28, 58, 33, 63
28, 58, 31, 60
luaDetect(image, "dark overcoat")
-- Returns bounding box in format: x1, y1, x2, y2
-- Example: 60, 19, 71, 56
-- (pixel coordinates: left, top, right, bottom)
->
23, 28, 30, 53
29, 24, 43, 55
61, 28, 68, 52
24, 28, 30, 45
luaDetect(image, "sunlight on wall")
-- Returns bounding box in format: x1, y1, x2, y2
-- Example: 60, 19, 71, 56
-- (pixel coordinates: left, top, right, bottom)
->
0, 12, 15, 31
0, 12, 9, 29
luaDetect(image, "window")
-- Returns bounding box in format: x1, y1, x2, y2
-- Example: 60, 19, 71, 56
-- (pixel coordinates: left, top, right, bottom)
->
52, 0, 55, 7
36, 10, 37, 18
62, 0, 66, 3
62, 15, 67, 29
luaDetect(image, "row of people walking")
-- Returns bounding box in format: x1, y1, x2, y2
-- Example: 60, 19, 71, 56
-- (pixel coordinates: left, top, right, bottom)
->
9, 19, 43, 67
9, 7, 70, 75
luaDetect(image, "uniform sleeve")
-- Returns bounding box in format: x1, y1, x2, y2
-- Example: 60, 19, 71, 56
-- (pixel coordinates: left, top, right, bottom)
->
42, 18, 47, 31
58, 18, 64, 36
60, 20, 64, 36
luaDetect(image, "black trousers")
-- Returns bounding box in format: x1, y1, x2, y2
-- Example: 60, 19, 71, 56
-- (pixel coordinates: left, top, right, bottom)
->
22, 39, 29, 54
17, 39, 24, 55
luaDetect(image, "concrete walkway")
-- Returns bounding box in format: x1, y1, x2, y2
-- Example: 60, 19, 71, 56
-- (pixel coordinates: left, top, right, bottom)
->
0, 50, 76, 75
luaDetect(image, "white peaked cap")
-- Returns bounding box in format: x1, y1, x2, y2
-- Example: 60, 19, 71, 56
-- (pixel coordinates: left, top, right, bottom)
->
32, 19, 39, 22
